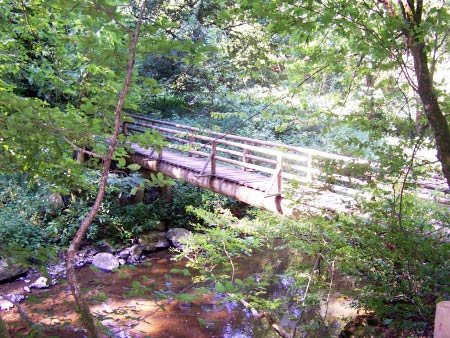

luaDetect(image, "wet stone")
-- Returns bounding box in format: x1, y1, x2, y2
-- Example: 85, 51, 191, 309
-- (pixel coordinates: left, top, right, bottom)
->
92, 253, 120, 272
139, 232, 170, 252
30, 277, 48, 289
166, 228, 192, 250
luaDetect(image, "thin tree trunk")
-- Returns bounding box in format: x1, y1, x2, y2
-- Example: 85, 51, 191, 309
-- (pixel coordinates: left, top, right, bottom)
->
0, 314, 11, 338
65, 3, 147, 337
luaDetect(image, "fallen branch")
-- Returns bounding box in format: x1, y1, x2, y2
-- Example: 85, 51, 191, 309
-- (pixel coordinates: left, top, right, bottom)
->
240, 299, 291, 338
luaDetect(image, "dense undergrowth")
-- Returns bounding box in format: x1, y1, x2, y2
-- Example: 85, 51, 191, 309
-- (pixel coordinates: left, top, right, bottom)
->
1, 164, 449, 337
1, 85, 448, 336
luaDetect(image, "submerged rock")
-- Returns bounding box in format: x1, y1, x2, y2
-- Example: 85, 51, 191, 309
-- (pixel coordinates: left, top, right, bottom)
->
0, 293, 27, 311
92, 253, 120, 272
0, 297, 14, 311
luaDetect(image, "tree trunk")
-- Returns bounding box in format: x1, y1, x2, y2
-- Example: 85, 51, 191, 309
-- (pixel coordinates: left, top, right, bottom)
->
65, 3, 147, 337
0, 314, 11, 338
410, 42, 450, 189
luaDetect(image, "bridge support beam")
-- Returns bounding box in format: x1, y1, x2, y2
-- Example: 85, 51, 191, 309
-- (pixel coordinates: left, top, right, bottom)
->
130, 154, 290, 215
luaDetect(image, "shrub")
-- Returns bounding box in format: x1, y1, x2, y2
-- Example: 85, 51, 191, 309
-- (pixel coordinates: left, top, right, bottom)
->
328, 196, 450, 336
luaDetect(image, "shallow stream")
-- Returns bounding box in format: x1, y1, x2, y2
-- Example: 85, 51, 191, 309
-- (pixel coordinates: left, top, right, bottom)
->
0, 248, 358, 337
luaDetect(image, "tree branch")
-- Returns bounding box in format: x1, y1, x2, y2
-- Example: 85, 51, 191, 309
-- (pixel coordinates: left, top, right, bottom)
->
221, 240, 235, 282
63, 136, 105, 160
240, 299, 291, 338
93, 1, 131, 33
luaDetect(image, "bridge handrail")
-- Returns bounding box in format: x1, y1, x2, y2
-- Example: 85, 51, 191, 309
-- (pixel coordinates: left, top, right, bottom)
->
129, 121, 316, 166
124, 114, 449, 204
126, 114, 369, 164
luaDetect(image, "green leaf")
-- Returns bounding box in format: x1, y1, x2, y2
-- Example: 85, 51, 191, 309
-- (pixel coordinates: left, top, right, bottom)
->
197, 318, 208, 327
170, 268, 191, 276
174, 293, 198, 302
127, 163, 141, 171
130, 186, 140, 195
117, 157, 126, 168
215, 282, 226, 293
132, 280, 142, 288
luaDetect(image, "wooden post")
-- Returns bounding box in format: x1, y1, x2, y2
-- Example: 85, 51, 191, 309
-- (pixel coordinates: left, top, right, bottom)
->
306, 154, 313, 182
157, 148, 163, 162
243, 148, 249, 171
211, 140, 216, 176
276, 155, 282, 195
122, 122, 128, 135
161, 185, 172, 203
77, 149, 85, 164
265, 155, 283, 197
435, 301, 450, 338
188, 134, 194, 157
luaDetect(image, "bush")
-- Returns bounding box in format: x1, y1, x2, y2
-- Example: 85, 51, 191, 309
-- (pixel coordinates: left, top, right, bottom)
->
0, 175, 52, 248
96, 200, 165, 242
169, 182, 243, 229
328, 196, 450, 336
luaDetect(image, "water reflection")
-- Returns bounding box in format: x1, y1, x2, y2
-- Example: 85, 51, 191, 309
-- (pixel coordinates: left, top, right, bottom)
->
0, 247, 357, 337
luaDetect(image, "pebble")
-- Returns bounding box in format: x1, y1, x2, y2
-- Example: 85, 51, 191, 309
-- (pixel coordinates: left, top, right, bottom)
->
30, 276, 48, 289
0, 299, 14, 311
0, 293, 27, 311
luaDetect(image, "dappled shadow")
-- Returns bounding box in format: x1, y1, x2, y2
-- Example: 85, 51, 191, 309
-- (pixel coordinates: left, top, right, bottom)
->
0, 250, 248, 338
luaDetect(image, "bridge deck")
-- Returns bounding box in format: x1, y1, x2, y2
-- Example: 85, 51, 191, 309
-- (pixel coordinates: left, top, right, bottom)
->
130, 143, 360, 214
130, 144, 272, 191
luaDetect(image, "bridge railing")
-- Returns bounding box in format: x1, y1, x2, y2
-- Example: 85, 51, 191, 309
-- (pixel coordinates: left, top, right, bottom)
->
124, 114, 374, 200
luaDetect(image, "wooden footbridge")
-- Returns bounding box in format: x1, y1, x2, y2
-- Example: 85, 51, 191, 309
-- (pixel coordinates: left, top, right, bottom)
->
123, 114, 449, 215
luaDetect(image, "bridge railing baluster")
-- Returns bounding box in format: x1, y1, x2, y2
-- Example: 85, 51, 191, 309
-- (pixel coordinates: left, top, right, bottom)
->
211, 140, 216, 175
242, 147, 249, 171
306, 154, 313, 182
265, 155, 283, 197
188, 134, 194, 157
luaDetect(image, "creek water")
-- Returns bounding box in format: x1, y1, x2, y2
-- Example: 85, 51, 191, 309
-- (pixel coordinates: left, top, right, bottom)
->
0, 248, 358, 338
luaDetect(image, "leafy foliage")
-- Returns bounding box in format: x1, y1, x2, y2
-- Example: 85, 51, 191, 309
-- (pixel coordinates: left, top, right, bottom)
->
330, 198, 450, 335
0, 174, 55, 250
